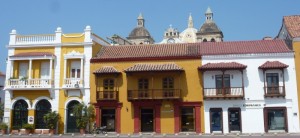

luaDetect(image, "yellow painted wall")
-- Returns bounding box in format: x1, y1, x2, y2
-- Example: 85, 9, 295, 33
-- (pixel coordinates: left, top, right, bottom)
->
62, 34, 84, 43
90, 59, 203, 134
14, 47, 54, 55
293, 40, 300, 122
92, 41, 102, 57
13, 90, 50, 100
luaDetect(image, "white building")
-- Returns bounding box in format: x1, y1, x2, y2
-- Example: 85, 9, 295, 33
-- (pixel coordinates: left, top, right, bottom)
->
199, 40, 299, 133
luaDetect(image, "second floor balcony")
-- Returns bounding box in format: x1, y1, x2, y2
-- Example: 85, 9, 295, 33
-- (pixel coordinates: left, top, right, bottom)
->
127, 89, 181, 100
96, 91, 118, 101
63, 78, 83, 88
203, 87, 244, 99
264, 86, 285, 97
6, 78, 53, 90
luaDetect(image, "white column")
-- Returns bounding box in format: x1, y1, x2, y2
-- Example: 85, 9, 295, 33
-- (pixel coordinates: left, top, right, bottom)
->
49, 59, 53, 79
55, 27, 62, 43
64, 59, 67, 79
28, 59, 32, 79
80, 58, 83, 80
9, 60, 14, 78
9, 29, 17, 45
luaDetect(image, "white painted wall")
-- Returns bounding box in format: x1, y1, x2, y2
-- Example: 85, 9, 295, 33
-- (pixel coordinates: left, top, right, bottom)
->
202, 53, 300, 133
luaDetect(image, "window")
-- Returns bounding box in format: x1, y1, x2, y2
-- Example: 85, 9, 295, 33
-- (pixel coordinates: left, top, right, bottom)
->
138, 79, 149, 90
264, 107, 287, 132
215, 74, 230, 94
266, 73, 279, 87
70, 61, 81, 78
266, 73, 279, 94
104, 79, 114, 91
203, 39, 207, 42
163, 77, 174, 89
163, 77, 174, 97
211, 38, 215, 42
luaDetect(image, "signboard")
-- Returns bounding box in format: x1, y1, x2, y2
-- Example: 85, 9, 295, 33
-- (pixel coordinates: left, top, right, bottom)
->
28, 116, 34, 124
242, 103, 262, 108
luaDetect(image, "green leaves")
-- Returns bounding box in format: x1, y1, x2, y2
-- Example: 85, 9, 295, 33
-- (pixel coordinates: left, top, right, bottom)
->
72, 102, 96, 129
43, 111, 60, 129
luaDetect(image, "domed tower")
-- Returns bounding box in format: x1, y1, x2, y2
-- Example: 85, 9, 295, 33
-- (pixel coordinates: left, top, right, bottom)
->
179, 13, 198, 43
196, 7, 223, 42
127, 13, 154, 45
160, 25, 182, 44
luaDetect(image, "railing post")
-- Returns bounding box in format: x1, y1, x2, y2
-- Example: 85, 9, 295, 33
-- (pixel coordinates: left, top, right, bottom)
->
9, 29, 17, 45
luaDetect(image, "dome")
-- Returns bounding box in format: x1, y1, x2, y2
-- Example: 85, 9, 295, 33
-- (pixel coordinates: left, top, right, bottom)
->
198, 22, 223, 36
128, 27, 151, 38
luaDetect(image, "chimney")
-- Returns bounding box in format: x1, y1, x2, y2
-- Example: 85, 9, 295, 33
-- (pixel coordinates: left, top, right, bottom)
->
263, 36, 273, 40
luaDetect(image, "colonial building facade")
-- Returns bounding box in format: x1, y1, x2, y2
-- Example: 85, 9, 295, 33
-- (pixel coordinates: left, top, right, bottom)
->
3, 26, 109, 133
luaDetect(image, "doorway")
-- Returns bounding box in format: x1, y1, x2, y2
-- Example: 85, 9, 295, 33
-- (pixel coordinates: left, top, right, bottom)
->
210, 108, 223, 133
181, 107, 195, 132
101, 109, 116, 132
141, 109, 154, 132
66, 100, 79, 133
228, 108, 241, 132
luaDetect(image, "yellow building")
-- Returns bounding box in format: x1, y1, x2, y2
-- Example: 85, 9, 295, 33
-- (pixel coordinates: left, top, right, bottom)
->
4, 26, 109, 134
90, 43, 204, 134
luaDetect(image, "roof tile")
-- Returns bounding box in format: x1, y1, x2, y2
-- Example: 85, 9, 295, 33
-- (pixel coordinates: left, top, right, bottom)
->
283, 15, 300, 38
124, 63, 183, 72
199, 62, 247, 70
259, 61, 289, 69
91, 40, 291, 62
93, 66, 120, 74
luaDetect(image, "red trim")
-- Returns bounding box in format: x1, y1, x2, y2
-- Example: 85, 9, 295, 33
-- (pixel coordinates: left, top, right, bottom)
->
132, 101, 162, 133
95, 106, 100, 127
94, 101, 122, 133
195, 106, 201, 133
90, 56, 201, 63
174, 102, 202, 133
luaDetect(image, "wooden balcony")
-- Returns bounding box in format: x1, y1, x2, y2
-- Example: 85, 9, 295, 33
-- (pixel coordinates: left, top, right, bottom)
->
203, 87, 244, 99
96, 91, 118, 101
127, 89, 181, 101
264, 86, 285, 97
6, 79, 53, 90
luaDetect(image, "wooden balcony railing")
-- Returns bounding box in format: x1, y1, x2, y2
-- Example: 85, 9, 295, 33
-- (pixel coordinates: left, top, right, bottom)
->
264, 86, 285, 97
6, 79, 53, 89
96, 91, 118, 101
203, 87, 244, 98
127, 89, 181, 100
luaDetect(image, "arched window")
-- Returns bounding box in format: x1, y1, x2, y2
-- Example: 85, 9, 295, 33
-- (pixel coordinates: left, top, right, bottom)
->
203, 39, 207, 42
13, 100, 28, 128
35, 99, 51, 129
67, 100, 80, 133
211, 38, 215, 42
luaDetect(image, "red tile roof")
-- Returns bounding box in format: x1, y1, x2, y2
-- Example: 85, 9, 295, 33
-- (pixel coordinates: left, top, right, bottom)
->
10, 52, 55, 57
91, 40, 291, 62
93, 66, 120, 74
259, 61, 289, 69
199, 62, 247, 70
283, 15, 300, 38
124, 63, 183, 72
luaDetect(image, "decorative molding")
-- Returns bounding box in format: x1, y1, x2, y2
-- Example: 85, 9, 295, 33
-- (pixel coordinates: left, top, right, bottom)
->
31, 96, 52, 110
62, 33, 84, 38
64, 50, 84, 59
11, 96, 32, 109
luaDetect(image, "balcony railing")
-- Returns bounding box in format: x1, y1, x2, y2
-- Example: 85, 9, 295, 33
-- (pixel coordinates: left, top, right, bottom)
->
127, 89, 181, 100
264, 86, 285, 97
96, 91, 118, 101
204, 87, 244, 98
63, 78, 83, 88
6, 79, 53, 89
15, 34, 56, 44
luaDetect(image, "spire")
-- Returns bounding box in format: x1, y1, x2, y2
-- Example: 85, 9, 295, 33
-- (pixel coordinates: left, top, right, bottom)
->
137, 13, 145, 27
205, 7, 213, 22
188, 13, 194, 28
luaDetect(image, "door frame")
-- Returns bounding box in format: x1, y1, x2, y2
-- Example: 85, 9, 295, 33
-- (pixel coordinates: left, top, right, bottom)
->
179, 107, 195, 132
263, 107, 288, 133
100, 108, 116, 132
228, 108, 242, 132
209, 108, 223, 133
140, 108, 155, 132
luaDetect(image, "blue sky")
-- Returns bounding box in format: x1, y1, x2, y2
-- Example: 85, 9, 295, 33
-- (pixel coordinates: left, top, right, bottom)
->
0, 0, 299, 73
